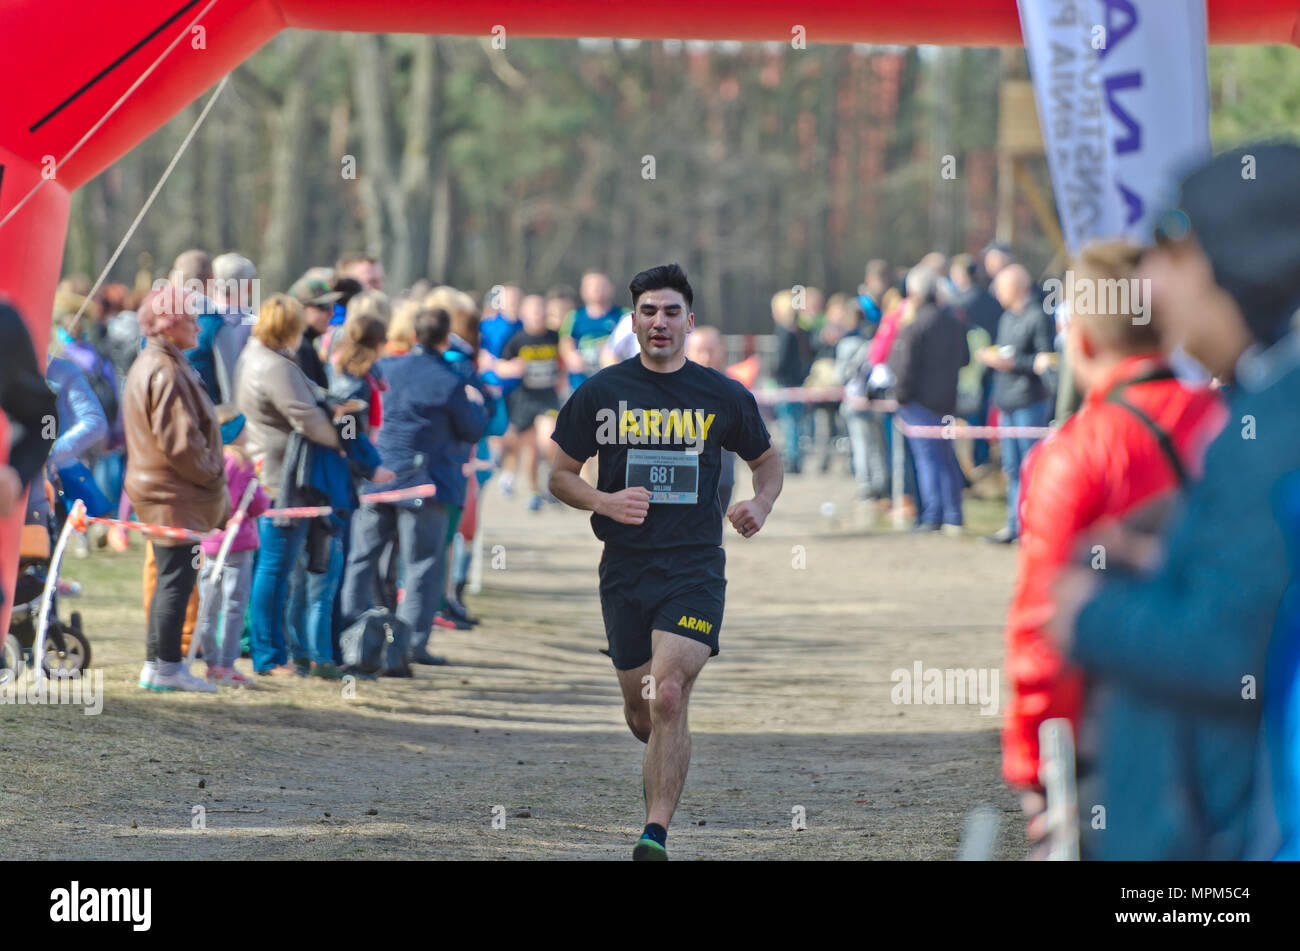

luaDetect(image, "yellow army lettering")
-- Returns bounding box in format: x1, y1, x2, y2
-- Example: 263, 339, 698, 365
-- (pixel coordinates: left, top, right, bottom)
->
518, 343, 558, 360
676, 615, 713, 635
620, 409, 715, 442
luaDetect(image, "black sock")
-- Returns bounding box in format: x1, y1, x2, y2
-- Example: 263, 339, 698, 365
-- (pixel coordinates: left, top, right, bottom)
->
642, 823, 667, 846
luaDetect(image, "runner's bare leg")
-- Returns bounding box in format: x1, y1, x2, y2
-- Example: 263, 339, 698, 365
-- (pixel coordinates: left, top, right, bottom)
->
643, 629, 711, 828
616, 661, 653, 742
520, 423, 539, 494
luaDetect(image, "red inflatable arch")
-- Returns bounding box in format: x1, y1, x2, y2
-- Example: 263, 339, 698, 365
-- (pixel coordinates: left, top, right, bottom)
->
2, 0, 1298, 629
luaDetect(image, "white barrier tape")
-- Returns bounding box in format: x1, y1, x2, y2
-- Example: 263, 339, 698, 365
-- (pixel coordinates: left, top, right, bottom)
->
33, 499, 85, 681
74, 485, 440, 547
895, 421, 1052, 440
211, 476, 261, 581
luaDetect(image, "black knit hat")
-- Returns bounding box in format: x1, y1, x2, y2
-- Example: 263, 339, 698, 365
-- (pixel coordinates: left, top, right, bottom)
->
1157, 142, 1300, 346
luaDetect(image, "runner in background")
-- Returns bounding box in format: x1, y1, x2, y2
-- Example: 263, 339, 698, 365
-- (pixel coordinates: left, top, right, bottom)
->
560, 271, 627, 392
496, 295, 563, 512
685, 327, 736, 515
478, 284, 524, 496
602, 308, 641, 366
546, 284, 578, 337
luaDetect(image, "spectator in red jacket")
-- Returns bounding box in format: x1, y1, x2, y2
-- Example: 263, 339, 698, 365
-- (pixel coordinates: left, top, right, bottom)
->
1001, 241, 1227, 844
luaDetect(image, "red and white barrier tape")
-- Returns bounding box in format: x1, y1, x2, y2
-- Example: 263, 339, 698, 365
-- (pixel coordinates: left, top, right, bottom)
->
751, 386, 848, 404
260, 504, 334, 520
746, 385, 1048, 437
361, 483, 438, 505
845, 396, 899, 412
262, 482, 437, 519
68, 483, 440, 542
751, 386, 899, 412
72, 513, 211, 543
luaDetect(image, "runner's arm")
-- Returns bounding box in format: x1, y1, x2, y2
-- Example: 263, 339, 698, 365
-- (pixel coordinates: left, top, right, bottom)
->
558, 308, 586, 372
549, 448, 597, 508
745, 446, 783, 512
559, 333, 585, 374
549, 446, 649, 524
743, 449, 780, 517
495, 357, 526, 379
727, 446, 782, 537
495, 336, 525, 378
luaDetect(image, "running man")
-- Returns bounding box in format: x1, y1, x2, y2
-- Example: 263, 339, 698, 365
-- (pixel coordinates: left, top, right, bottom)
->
560, 271, 627, 391
685, 326, 737, 515
498, 294, 562, 511
478, 283, 524, 496
549, 264, 783, 860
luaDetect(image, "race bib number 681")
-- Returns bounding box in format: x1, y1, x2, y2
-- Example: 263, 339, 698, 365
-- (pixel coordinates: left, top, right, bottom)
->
625, 449, 699, 504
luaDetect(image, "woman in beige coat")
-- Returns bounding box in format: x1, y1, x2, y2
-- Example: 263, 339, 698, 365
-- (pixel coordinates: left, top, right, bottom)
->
235, 294, 344, 676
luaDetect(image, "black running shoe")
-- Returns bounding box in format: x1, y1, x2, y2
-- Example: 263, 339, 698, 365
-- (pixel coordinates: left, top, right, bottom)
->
632, 836, 668, 861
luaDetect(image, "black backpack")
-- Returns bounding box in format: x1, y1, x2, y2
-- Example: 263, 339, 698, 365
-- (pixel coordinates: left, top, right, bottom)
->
340, 608, 412, 678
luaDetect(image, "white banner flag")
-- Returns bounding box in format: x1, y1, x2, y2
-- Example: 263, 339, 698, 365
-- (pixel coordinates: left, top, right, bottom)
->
1017, 0, 1211, 253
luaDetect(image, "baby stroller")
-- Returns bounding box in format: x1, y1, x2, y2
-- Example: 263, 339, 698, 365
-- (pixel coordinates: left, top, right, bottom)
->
3, 479, 92, 681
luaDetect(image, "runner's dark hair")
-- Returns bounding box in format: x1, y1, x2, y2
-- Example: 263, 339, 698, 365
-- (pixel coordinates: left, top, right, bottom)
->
629, 263, 693, 308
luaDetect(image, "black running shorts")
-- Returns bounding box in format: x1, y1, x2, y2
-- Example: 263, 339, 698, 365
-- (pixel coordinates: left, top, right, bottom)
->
508, 388, 560, 432
597, 544, 726, 670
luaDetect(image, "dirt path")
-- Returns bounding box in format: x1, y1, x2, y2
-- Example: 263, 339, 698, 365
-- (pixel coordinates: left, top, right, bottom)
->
0, 469, 1026, 860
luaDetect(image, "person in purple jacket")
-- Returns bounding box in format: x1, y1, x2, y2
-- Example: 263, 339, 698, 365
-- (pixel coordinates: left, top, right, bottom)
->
195, 409, 270, 686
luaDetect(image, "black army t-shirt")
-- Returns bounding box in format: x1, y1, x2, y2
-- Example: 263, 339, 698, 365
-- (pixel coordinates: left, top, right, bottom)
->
552, 356, 771, 549
502, 328, 561, 394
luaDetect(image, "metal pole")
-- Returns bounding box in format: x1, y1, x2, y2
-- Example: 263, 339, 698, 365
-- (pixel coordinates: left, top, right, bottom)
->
468, 491, 485, 596
891, 415, 905, 529
33, 499, 85, 681
1039, 717, 1080, 860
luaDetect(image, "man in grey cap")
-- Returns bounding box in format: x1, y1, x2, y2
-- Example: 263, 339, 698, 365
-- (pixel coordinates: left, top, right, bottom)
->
287, 267, 354, 389
1051, 142, 1300, 860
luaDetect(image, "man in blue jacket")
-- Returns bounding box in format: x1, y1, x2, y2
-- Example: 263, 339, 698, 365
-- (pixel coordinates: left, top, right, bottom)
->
338, 308, 487, 665
1053, 143, 1300, 860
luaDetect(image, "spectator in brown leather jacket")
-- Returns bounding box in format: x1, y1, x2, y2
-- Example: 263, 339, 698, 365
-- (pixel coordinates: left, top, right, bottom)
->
123, 285, 229, 693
